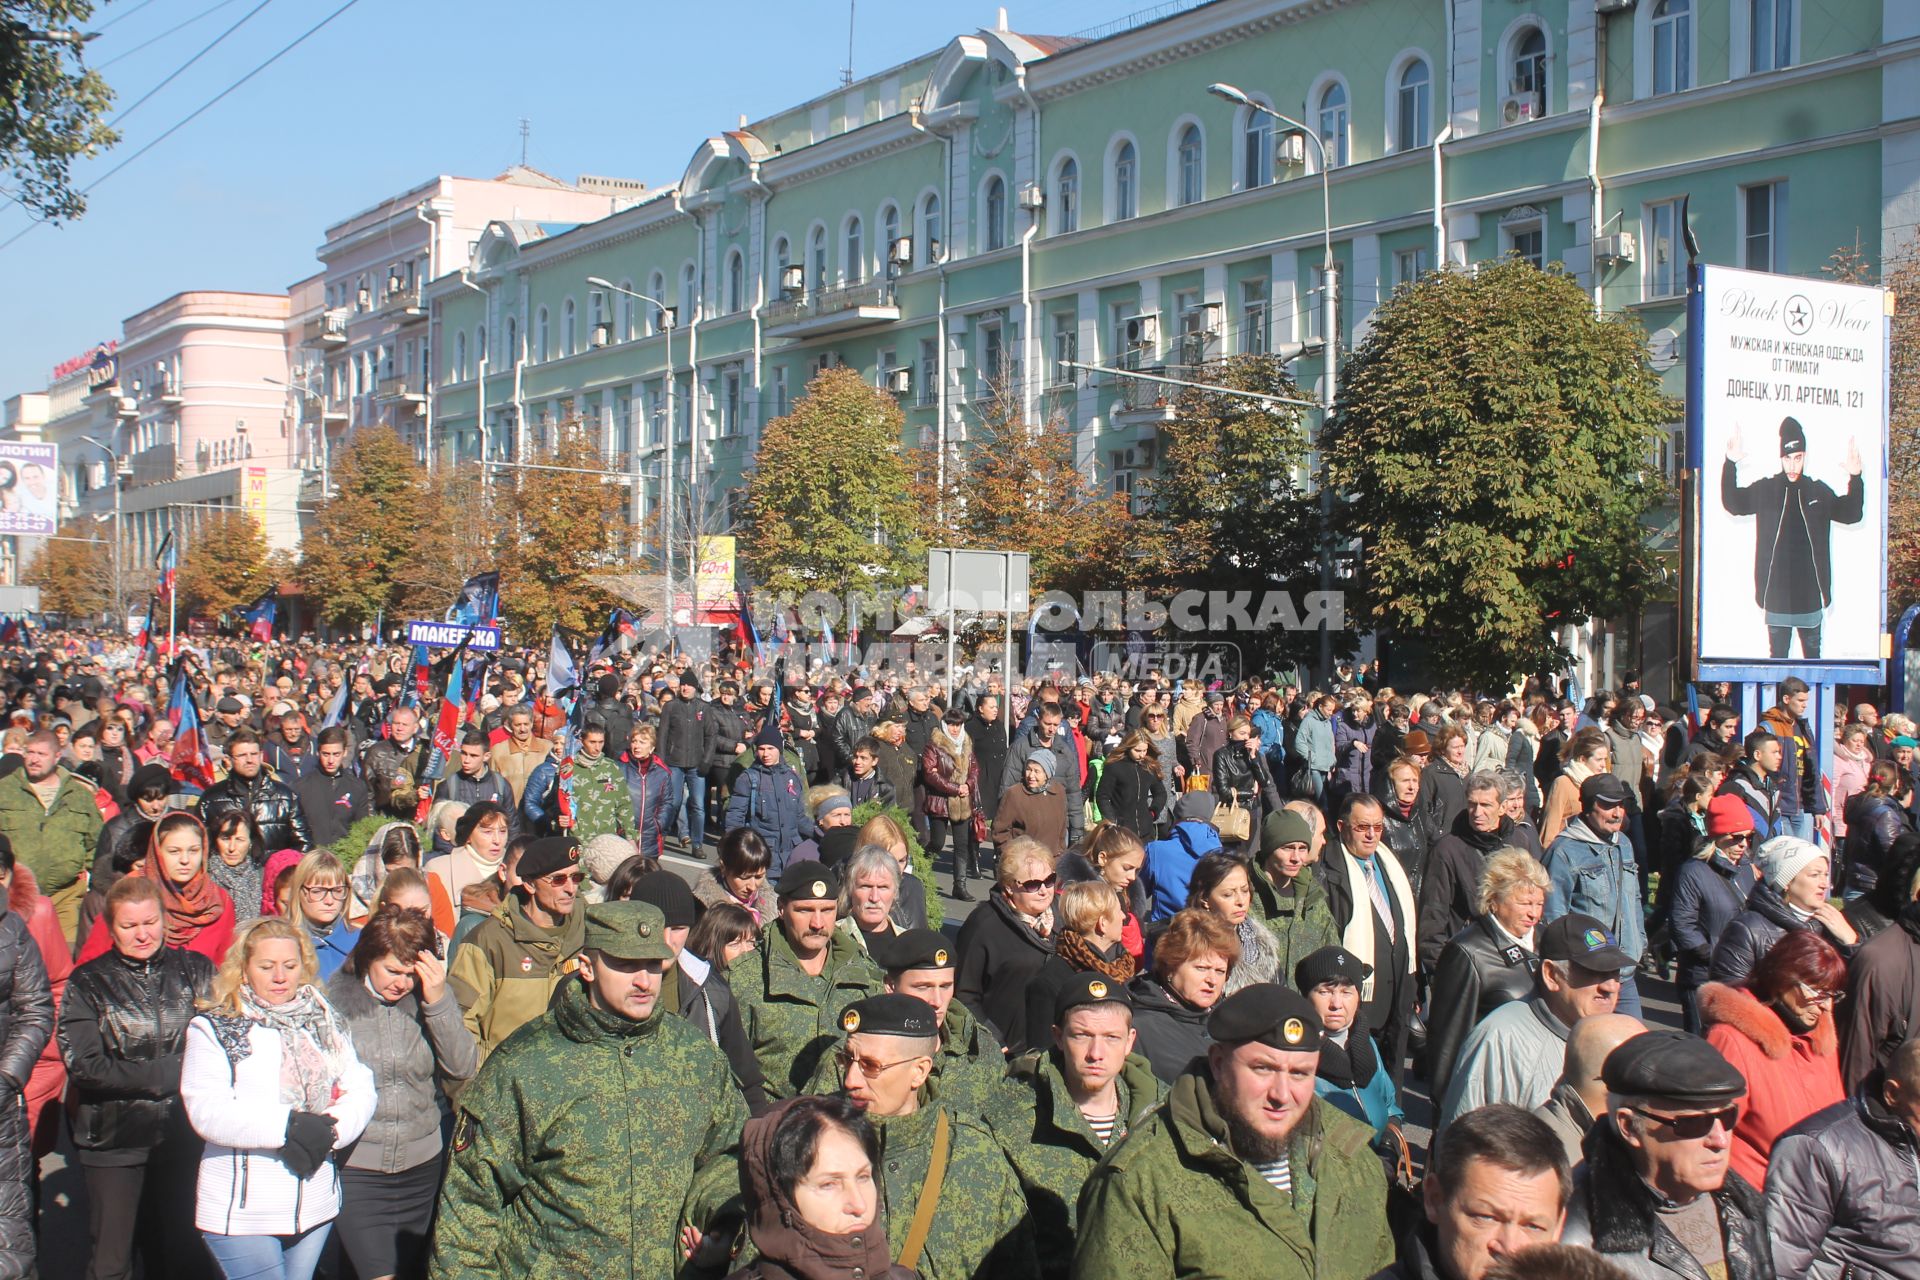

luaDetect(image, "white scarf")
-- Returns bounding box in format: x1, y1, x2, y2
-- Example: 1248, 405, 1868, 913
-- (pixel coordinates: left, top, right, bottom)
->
1336, 846, 1418, 1002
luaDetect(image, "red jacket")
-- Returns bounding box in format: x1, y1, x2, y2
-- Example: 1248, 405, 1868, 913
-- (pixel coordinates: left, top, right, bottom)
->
1700, 981, 1844, 1188
13, 865, 69, 1157
75, 884, 235, 968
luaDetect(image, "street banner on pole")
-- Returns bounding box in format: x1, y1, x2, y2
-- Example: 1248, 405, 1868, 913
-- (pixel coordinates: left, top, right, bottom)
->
0, 443, 59, 536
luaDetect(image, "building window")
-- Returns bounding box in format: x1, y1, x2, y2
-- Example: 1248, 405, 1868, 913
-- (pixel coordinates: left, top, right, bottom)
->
1306, 266, 1341, 343
1395, 59, 1432, 152
1112, 141, 1139, 221
1743, 182, 1786, 272
1394, 246, 1429, 287
721, 367, 744, 437
645, 382, 663, 446
679, 265, 696, 322
920, 194, 942, 263
918, 338, 938, 407
1054, 158, 1079, 235
648, 273, 666, 333
1504, 221, 1544, 269
1317, 82, 1349, 169
674, 378, 691, 442
1176, 124, 1204, 206
726, 250, 745, 313
808, 227, 828, 291
1652, 0, 1692, 94
533, 309, 550, 361
1243, 107, 1274, 188
452, 332, 467, 383
475, 324, 486, 367
844, 217, 864, 285
1509, 26, 1548, 114
614, 391, 633, 456
880, 204, 901, 272
589, 291, 608, 346
1644, 200, 1683, 299
1051, 313, 1078, 386
875, 348, 896, 392
771, 237, 791, 296
983, 177, 1007, 252
1752, 0, 1792, 73
562, 299, 577, 355
771, 366, 789, 419
981, 322, 1005, 398
616, 281, 635, 340
1240, 278, 1269, 355
505, 316, 517, 360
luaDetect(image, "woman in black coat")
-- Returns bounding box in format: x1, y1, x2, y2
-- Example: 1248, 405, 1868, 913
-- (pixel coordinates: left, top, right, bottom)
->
59, 876, 208, 1280
1096, 731, 1167, 842
1126, 908, 1238, 1083
1425, 850, 1546, 1107
1668, 796, 1760, 1034
953, 837, 1057, 1046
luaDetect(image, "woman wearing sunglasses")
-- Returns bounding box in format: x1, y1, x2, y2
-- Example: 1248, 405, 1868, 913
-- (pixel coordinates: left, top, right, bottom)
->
953, 836, 1058, 1046
288, 852, 360, 980
1698, 929, 1847, 1187
1668, 794, 1760, 1034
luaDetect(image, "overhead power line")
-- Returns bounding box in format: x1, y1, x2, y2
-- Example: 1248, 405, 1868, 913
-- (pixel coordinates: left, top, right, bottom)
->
99, 0, 250, 70
105, 0, 277, 129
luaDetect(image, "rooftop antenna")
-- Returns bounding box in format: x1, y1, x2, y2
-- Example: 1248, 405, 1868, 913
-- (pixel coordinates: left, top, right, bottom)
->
840, 0, 855, 87
518, 118, 531, 167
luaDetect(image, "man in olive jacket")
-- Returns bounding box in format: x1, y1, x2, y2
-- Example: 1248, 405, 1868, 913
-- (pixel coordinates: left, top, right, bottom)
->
1073, 983, 1393, 1280
0, 730, 101, 941
432, 900, 745, 1280
448, 837, 588, 1063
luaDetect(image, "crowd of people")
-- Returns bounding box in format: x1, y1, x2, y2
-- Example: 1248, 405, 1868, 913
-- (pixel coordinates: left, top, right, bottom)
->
0, 631, 1915, 1279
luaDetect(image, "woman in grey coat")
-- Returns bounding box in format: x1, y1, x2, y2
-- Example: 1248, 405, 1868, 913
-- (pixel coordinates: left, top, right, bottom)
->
326, 907, 478, 1280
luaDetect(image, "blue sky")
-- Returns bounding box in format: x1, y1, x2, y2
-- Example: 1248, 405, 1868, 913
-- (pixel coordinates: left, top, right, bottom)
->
0, 0, 1142, 397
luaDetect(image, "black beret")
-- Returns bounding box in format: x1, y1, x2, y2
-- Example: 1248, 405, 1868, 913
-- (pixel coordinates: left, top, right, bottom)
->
1602, 1030, 1746, 1107
1054, 970, 1132, 1023
517, 836, 581, 883
777, 859, 840, 902
839, 993, 939, 1039
882, 928, 954, 973
1207, 982, 1324, 1053
628, 870, 698, 929
1293, 945, 1372, 994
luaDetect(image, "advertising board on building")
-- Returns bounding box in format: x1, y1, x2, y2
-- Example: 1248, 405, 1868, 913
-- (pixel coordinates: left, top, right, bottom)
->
0, 443, 59, 537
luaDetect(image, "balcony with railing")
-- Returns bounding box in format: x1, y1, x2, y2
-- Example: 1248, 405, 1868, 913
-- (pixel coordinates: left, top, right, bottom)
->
378, 282, 426, 322
1107, 359, 1201, 421
377, 374, 426, 405
763, 281, 899, 340
303, 309, 349, 346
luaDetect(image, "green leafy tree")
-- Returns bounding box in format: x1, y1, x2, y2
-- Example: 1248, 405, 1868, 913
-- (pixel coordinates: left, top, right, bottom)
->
178, 511, 277, 623
300, 429, 427, 628
1, 1, 118, 221
21, 520, 109, 617
1140, 353, 1323, 669
496, 427, 633, 636
1325, 260, 1672, 688
743, 366, 926, 598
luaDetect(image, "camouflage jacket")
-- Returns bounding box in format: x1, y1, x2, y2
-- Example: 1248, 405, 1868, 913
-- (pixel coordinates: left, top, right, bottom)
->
804, 1000, 1010, 1120
430, 977, 746, 1280
729, 922, 881, 1099
567, 752, 633, 843
1072, 1066, 1392, 1280
872, 1088, 1040, 1280
448, 897, 586, 1063
1250, 863, 1341, 987
988, 1049, 1166, 1280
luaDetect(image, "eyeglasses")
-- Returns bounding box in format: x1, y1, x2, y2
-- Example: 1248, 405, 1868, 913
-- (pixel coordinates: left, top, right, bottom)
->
1632, 1105, 1739, 1139
1013, 874, 1059, 893
1346, 822, 1386, 835
1796, 981, 1842, 1007
1719, 833, 1752, 846
833, 1049, 923, 1079
301, 885, 349, 901
540, 872, 587, 887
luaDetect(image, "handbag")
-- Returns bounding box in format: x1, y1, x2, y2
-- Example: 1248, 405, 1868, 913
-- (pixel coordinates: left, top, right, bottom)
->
1215, 796, 1251, 843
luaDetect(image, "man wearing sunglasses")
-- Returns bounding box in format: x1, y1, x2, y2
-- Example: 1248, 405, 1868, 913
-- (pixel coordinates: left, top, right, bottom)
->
1561, 1031, 1767, 1280
829, 993, 1037, 1278
1321, 793, 1420, 1091
448, 835, 588, 1063
1668, 795, 1760, 1035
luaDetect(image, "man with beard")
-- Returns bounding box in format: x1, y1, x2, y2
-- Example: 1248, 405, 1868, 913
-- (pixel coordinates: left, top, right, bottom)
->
1073, 983, 1393, 1279
1418, 773, 1544, 973
0, 729, 101, 940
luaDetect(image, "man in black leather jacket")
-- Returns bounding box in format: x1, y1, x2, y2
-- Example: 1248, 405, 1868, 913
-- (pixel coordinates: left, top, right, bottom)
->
0, 842, 51, 1279
197, 729, 312, 853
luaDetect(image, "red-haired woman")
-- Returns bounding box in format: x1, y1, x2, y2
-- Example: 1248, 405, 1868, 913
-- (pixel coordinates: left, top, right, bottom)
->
1698, 928, 1847, 1187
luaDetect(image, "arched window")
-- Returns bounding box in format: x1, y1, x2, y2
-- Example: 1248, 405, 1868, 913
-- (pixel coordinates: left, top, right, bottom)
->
983, 176, 1007, 252
648, 271, 666, 333
880, 204, 901, 270
1112, 140, 1138, 220
534, 307, 550, 361
1243, 107, 1274, 188
679, 264, 696, 322
618, 280, 636, 339
809, 226, 828, 290
1317, 82, 1349, 169
561, 298, 577, 355
505, 316, 517, 360
920, 194, 942, 263
475, 324, 486, 367
726, 249, 745, 312
844, 216, 864, 285
1054, 158, 1079, 234
1652, 0, 1692, 93
1176, 124, 1204, 206
453, 331, 467, 382
588, 290, 607, 345
1395, 59, 1432, 151
771, 236, 791, 293
1511, 26, 1548, 105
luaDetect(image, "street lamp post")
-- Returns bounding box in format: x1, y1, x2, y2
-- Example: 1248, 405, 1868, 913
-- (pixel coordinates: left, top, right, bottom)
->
586, 277, 680, 625
77, 434, 122, 627
1208, 82, 1339, 681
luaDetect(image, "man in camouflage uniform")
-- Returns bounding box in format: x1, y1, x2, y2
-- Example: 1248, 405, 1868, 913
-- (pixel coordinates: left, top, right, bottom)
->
832, 993, 1039, 1280
564, 718, 634, 844
728, 860, 881, 1098
1073, 983, 1393, 1280
448, 836, 588, 1063
431, 899, 745, 1280
989, 973, 1166, 1280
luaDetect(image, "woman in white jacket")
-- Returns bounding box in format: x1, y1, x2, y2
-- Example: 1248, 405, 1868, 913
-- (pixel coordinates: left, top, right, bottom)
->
181, 915, 376, 1280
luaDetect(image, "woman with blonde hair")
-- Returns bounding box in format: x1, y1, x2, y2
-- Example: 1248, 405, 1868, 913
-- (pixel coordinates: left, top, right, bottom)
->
181, 917, 375, 1280
1020, 879, 1136, 1051
288, 852, 359, 981
1060, 822, 1149, 959
954, 836, 1058, 1044
1425, 850, 1549, 1104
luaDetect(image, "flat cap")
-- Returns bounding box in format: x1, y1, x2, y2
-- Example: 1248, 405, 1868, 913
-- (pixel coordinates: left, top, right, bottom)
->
1579, 773, 1632, 808
1207, 982, 1323, 1053
628, 870, 698, 929
583, 900, 675, 962
1054, 970, 1132, 1023
1537, 913, 1633, 971
1293, 945, 1372, 994
215, 696, 244, 714
839, 993, 939, 1039
777, 859, 840, 902
882, 927, 954, 973
1602, 1029, 1746, 1107
518, 836, 581, 883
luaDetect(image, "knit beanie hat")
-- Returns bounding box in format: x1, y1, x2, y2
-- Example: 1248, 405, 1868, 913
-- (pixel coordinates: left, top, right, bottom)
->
580, 833, 637, 887
1752, 834, 1825, 892
1705, 794, 1755, 837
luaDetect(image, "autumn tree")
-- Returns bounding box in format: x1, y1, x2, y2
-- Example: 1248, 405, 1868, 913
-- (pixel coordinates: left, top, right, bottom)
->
22, 521, 110, 617
1, 1, 119, 222
1138, 353, 1323, 669
299, 429, 427, 628
932, 389, 1136, 594
392, 461, 494, 620
495, 427, 634, 636
1325, 260, 1671, 688
743, 366, 926, 598
178, 511, 277, 622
